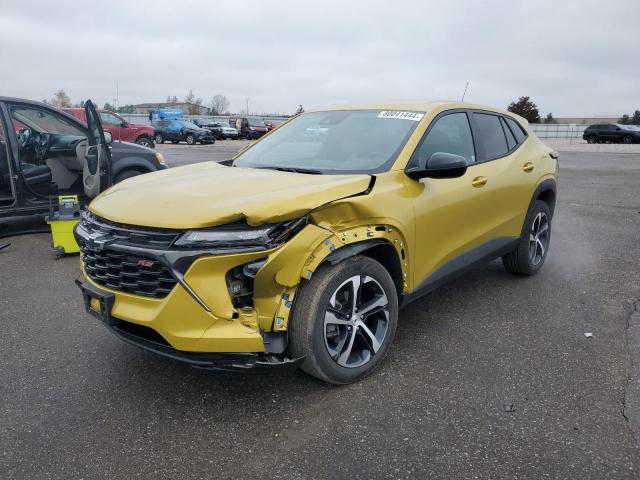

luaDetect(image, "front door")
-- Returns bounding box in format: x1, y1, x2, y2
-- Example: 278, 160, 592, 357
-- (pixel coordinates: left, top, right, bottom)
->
98, 111, 124, 142
83, 101, 113, 198
410, 111, 491, 288
0, 112, 16, 208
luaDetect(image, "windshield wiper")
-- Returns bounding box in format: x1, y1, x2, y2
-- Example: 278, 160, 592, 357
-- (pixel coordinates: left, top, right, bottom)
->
253, 165, 323, 175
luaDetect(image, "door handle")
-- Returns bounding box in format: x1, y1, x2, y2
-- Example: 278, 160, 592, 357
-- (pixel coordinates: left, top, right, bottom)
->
471, 176, 487, 188
522, 162, 534, 173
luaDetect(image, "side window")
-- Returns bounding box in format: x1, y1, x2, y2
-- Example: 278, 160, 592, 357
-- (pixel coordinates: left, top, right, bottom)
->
99, 112, 122, 126
414, 112, 475, 166
500, 117, 516, 150
10, 106, 86, 136
504, 117, 526, 144
474, 113, 508, 160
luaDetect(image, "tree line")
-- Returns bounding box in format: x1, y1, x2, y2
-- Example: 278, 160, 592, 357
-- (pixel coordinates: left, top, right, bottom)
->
46, 89, 231, 115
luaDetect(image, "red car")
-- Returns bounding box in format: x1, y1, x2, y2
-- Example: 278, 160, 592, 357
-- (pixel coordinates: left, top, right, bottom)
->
62, 108, 155, 148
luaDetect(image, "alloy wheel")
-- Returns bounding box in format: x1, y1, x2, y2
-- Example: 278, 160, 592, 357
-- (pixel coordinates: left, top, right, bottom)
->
529, 211, 549, 266
323, 275, 390, 368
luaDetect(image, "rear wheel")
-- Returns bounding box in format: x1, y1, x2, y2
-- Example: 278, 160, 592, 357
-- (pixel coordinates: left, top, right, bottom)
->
186, 134, 196, 145
289, 256, 398, 384
135, 136, 153, 148
502, 200, 551, 276
154, 133, 164, 144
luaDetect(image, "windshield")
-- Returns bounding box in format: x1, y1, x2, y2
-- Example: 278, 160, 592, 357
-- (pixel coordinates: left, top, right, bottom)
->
184, 121, 200, 129
619, 124, 640, 131
233, 110, 421, 174
248, 118, 266, 127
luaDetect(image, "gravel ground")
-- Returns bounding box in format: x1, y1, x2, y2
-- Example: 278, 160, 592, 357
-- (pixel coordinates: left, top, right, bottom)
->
0, 148, 639, 479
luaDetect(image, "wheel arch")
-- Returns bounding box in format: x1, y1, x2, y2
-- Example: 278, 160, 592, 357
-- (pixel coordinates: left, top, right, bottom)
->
322, 238, 404, 299
531, 178, 556, 217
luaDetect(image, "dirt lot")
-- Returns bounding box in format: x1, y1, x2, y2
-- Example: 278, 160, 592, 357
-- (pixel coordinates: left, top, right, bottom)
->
1, 145, 639, 479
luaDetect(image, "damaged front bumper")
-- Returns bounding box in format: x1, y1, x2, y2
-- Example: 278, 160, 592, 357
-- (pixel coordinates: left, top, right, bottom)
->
72, 212, 333, 366
77, 276, 303, 371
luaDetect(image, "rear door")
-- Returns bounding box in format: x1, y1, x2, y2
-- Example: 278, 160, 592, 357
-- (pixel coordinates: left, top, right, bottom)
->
468, 112, 534, 239
83, 100, 112, 197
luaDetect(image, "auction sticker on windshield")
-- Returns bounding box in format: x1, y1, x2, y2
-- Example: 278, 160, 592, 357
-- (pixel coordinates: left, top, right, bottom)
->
377, 111, 424, 121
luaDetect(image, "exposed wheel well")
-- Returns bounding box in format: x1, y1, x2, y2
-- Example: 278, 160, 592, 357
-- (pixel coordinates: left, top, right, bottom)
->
320, 240, 404, 299
359, 243, 404, 298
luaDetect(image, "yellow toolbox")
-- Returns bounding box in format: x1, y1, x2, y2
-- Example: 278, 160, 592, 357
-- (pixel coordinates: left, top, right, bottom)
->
46, 195, 81, 256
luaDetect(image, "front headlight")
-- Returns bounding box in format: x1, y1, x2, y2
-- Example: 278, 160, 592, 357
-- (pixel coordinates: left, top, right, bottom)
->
174, 218, 306, 250
155, 152, 167, 166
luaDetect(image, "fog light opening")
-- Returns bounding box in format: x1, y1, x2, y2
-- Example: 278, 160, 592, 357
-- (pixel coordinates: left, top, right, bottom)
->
226, 258, 267, 309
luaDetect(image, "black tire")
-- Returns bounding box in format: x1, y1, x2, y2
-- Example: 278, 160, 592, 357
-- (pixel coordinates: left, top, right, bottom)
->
622, 135, 633, 144
136, 136, 154, 148
154, 133, 164, 144
186, 134, 196, 145
289, 255, 399, 384
114, 169, 143, 184
502, 199, 552, 276
586, 136, 596, 144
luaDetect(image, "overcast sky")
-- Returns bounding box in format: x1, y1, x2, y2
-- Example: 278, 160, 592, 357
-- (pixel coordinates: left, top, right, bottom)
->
1, 0, 638, 117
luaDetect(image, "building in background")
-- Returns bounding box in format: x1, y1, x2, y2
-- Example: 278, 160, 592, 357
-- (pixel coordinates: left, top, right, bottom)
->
130, 102, 210, 116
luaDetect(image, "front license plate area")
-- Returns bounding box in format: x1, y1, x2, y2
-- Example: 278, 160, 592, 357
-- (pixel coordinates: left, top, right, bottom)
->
76, 280, 115, 326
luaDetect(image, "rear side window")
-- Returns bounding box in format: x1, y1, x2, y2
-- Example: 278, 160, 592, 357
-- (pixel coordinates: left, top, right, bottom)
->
474, 113, 508, 160
413, 112, 476, 166
504, 117, 526, 143
500, 117, 516, 150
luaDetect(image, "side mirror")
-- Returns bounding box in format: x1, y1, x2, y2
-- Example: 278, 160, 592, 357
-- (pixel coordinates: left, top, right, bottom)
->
121, 121, 129, 128
405, 152, 468, 180
103, 131, 113, 145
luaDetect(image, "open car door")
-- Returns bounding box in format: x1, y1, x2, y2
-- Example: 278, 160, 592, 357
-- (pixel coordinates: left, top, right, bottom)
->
83, 100, 112, 198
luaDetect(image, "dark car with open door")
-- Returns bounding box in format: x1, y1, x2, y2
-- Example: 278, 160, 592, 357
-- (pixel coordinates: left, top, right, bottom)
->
0, 98, 168, 220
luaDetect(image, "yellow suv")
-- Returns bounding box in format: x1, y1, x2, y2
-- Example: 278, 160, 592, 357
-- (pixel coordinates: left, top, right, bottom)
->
74, 102, 558, 384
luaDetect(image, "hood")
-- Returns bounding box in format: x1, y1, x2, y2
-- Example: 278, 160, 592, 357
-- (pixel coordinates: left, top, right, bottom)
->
110, 140, 155, 155
89, 162, 371, 229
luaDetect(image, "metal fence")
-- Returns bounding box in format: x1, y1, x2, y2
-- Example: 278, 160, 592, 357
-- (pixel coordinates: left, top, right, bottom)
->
117, 113, 289, 127
529, 124, 586, 139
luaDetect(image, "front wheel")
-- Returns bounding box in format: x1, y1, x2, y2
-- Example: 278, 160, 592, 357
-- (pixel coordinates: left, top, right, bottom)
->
622, 135, 633, 144
186, 134, 196, 145
114, 169, 143, 184
288, 255, 398, 384
154, 133, 164, 144
586, 136, 596, 144
502, 200, 552, 276
136, 136, 154, 148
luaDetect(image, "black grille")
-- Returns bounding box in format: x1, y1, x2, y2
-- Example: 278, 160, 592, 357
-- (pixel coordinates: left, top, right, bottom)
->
78, 213, 179, 298
81, 245, 177, 298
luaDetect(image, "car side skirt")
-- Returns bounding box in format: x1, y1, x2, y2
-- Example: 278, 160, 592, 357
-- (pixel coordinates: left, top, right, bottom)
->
401, 236, 519, 307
